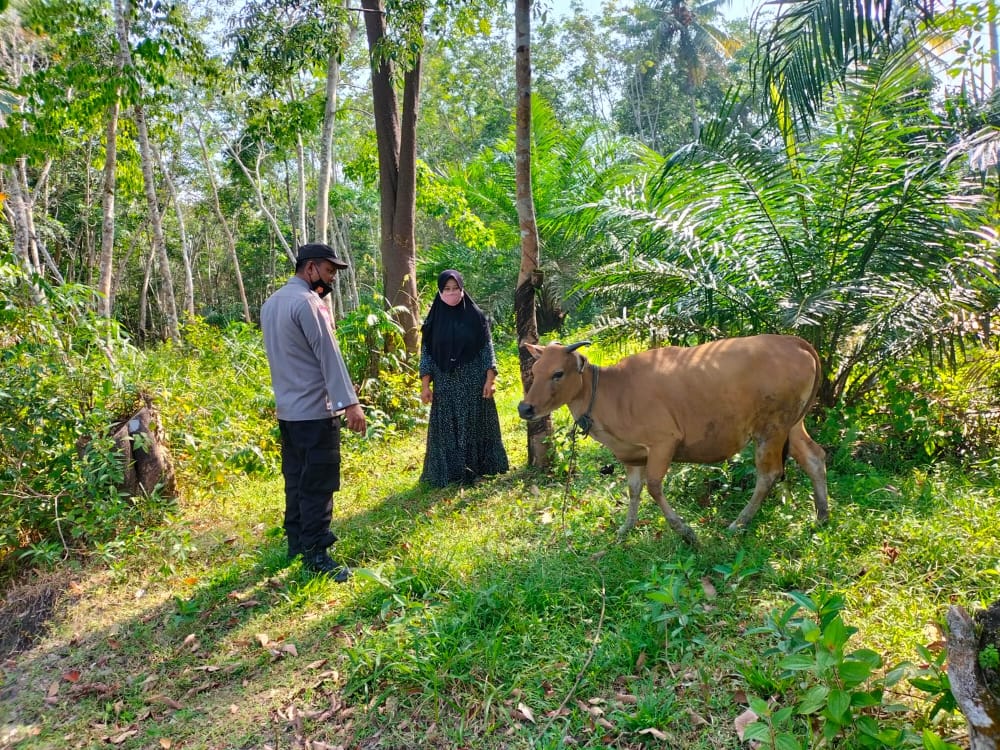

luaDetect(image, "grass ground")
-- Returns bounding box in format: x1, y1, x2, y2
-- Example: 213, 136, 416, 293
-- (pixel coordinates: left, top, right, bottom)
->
3, 362, 1000, 749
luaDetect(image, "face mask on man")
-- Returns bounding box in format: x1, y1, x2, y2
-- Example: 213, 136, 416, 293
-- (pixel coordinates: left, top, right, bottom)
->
310, 265, 334, 298
441, 288, 463, 307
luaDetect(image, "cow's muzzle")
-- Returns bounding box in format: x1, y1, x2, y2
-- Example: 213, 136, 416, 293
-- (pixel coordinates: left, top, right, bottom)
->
517, 401, 536, 421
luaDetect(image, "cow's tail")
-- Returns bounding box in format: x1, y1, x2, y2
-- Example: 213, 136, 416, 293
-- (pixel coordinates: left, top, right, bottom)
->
781, 338, 823, 481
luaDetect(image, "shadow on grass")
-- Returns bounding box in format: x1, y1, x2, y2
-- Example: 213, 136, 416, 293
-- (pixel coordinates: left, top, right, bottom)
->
1, 451, 989, 749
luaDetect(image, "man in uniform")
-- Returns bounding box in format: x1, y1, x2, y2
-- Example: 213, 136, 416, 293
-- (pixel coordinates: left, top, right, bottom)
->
261, 243, 366, 581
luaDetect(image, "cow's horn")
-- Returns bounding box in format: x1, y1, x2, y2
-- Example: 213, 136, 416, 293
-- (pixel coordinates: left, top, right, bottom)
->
565, 340, 591, 353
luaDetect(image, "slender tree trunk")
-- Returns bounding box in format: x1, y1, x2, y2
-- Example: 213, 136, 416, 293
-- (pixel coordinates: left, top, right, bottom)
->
139, 242, 155, 343
113, 0, 178, 341
295, 133, 308, 244
227, 139, 295, 264
98, 1, 127, 320
195, 124, 251, 323
990, 0, 999, 91
5, 162, 46, 306
316, 49, 342, 247
514, 0, 552, 468
361, 0, 420, 353
156, 146, 195, 319
133, 102, 180, 341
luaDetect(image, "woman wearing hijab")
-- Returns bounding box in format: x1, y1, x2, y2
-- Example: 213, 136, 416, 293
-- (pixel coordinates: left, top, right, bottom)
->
419, 270, 509, 486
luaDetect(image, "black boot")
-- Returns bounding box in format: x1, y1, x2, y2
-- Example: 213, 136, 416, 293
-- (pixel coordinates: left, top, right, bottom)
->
302, 548, 351, 583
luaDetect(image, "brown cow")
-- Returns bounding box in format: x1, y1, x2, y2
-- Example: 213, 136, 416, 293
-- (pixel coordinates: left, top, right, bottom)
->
517, 335, 828, 546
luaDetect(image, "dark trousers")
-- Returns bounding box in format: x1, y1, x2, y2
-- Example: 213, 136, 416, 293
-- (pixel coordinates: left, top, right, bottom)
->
278, 417, 341, 553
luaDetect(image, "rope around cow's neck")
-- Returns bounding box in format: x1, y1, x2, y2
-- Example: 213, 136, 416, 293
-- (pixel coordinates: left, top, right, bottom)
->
574, 364, 600, 437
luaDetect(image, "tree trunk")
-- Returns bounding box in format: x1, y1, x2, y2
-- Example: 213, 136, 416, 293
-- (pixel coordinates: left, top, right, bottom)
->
514, 0, 552, 468
316, 48, 342, 247
228, 139, 295, 265
947, 604, 1000, 750
361, 0, 421, 354
113, 0, 178, 341
109, 402, 176, 499
196, 123, 251, 323
156, 145, 195, 319
97, 96, 119, 319
133, 101, 180, 342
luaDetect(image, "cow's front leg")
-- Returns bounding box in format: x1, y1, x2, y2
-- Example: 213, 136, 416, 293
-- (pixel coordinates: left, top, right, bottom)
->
616, 464, 646, 540
646, 446, 698, 547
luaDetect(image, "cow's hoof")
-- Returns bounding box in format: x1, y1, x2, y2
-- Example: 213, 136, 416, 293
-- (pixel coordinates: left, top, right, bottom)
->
615, 526, 633, 541
725, 521, 748, 535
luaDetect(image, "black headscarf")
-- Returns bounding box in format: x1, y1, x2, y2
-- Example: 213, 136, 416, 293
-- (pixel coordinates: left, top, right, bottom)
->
421, 270, 489, 372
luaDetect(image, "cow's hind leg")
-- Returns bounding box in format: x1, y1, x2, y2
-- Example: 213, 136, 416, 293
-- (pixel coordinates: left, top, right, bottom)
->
729, 436, 784, 532
788, 420, 828, 524
646, 446, 699, 546
616, 464, 646, 540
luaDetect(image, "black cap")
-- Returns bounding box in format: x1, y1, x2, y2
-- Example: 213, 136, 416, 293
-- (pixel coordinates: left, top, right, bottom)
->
297, 243, 349, 269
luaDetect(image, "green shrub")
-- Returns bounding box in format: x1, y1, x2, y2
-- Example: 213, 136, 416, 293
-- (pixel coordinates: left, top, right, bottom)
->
0, 259, 162, 569
742, 590, 961, 750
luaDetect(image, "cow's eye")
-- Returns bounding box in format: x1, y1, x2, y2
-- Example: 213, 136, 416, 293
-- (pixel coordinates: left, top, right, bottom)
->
552, 370, 564, 381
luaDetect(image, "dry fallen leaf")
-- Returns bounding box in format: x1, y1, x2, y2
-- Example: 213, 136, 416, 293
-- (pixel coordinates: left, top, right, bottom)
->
46, 681, 60, 697
687, 709, 708, 726
109, 729, 138, 745
515, 702, 535, 723
256, 633, 271, 647
62, 670, 81, 683
159, 738, 172, 749
307, 659, 328, 670
281, 643, 298, 657
734, 708, 758, 741
147, 695, 183, 710
638, 727, 668, 740
700, 577, 718, 600
615, 693, 638, 705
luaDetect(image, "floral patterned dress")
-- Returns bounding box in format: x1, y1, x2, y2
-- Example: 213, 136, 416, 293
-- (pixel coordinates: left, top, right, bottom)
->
419, 335, 509, 487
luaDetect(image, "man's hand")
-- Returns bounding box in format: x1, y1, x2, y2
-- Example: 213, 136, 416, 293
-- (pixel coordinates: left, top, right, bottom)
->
343, 403, 366, 433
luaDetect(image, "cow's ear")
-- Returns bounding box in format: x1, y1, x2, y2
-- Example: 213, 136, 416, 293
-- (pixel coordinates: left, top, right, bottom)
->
574, 353, 588, 373
523, 343, 545, 360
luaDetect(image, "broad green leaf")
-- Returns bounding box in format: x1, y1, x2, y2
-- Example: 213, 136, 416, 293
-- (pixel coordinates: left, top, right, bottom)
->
742, 722, 773, 742
786, 591, 818, 613
796, 685, 829, 714
839, 659, 873, 688
923, 728, 963, 750
775, 731, 803, 750
749, 697, 773, 717
826, 688, 850, 721
778, 654, 816, 671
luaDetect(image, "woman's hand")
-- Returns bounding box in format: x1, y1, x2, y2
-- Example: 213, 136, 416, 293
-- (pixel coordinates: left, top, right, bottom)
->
421, 384, 433, 404
482, 372, 496, 399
